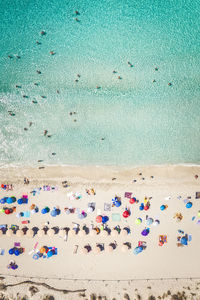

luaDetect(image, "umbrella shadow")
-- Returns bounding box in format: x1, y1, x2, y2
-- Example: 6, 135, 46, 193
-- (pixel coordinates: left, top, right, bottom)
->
109, 242, 117, 250
52, 226, 59, 234
32, 227, 39, 235
85, 244, 92, 252
104, 226, 111, 235
124, 242, 132, 249
82, 225, 89, 235
96, 243, 104, 251
123, 227, 131, 234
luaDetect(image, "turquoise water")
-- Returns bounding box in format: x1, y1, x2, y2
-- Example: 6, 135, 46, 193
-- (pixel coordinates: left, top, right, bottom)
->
0, 0, 200, 166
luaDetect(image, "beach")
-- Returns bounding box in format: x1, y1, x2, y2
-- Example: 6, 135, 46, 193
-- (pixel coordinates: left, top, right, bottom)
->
0, 164, 200, 299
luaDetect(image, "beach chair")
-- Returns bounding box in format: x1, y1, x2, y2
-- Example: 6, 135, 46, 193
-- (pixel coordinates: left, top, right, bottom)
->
73, 245, 78, 254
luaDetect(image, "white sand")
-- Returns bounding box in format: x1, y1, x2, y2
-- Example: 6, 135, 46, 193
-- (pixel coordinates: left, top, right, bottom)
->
0, 164, 200, 299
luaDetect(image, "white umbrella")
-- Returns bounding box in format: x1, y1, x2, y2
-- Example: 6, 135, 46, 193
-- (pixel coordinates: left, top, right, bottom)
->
105, 245, 113, 253
59, 229, 66, 238
26, 229, 34, 238
6, 229, 13, 237
47, 229, 55, 237
37, 229, 44, 237
111, 229, 119, 237
87, 206, 94, 213
153, 220, 160, 226
121, 244, 129, 253
16, 229, 24, 237
101, 230, 109, 237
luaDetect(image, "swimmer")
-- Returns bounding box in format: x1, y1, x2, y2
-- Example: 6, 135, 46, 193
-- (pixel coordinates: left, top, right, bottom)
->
168, 82, 172, 86
77, 74, 81, 78
23, 95, 28, 98
113, 70, 117, 73
40, 30, 46, 35
36, 70, 41, 74
34, 83, 39, 86
56, 90, 60, 94
38, 160, 43, 162
75, 79, 79, 82
44, 130, 48, 136
101, 137, 105, 140
75, 10, 80, 15
118, 76, 122, 79
155, 67, 158, 71
16, 55, 21, 59
41, 95, 46, 98
29, 122, 33, 127
32, 100, 37, 104
36, 41, 41, 45
74, 119, 77, 122
50, 51, 55, 55
47, 135, 52, 138
69, 112, 73, 115
127, 61, 133, 67
24, 128, 28, 131
96, 86, 101, 89
52, 152, 56, 155
15, 85, 21, 88
153, 79, 156, 83
8, 55, 13, 59
75, 17, 80, 22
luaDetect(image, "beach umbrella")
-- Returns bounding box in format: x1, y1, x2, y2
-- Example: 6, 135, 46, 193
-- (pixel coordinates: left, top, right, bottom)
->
105, 245, 113, 253
135, 218, 142, 225
50, 209, 57, 217
0, 197, 6, 204
78, 213, 85, 219
133, 246, 143, 255
129, 197, 136, 204
160, 205, 166, 211
94, 245, 101, 254
40, 247, 46, 254
121, 244, 129, 253
139, 204, 144, 211
102, 216, 109, 224
181, 237, 188, 246
96, 215, 102, 223
141, 228, 150, 236
87, 206, 94, 213
186, 202, 192, 208
111, 229, 119, 237
123, 210, 130, 218
90, 229, 98, 236
6, 229, 13, 237
26, 229, 34, 238
11, 197, 16, 202
59, 229, 66, 238
14, 249, 20, 256
17, 198, 23, 205
47, 250, 53, 258
144, 205, 149, 211
5, 209, 11, 215
146, 218, 153, 226
9, 248, 14, 255
101, 230, 109, 237
81, 247, 89, 254
68, 229, 76, 237
37, 229, 44, 237
0, 208, 5, 213
16, 229, 24, 237
153, 220, 160, 226
7, 197, 13, 204
47, 229, 55, 237
79, 229, 86, 237
65, 209, 71, 215
114, 200, 121, 207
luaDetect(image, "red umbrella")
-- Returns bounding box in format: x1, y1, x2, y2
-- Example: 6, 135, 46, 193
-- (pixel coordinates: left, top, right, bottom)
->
5, 209, 11, 215
123, 210, 130, 218
144, 205, 149, 211
96, 215, 102, 223
129, 197, 136, 204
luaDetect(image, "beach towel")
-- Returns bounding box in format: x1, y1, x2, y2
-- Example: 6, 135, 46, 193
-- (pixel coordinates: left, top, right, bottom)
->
124, 192, 132, 198
104, 203, 111, 211
112, 213, 121, 222
14, 242, 20, 247
22, 211, 30, 218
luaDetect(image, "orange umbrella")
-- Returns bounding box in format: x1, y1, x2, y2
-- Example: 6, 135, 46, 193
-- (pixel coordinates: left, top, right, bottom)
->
96, 215, 102, 223
40, 247, 46, 254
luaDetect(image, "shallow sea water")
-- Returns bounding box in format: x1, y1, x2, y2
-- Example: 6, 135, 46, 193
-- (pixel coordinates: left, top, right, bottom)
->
0, 0, 200, 166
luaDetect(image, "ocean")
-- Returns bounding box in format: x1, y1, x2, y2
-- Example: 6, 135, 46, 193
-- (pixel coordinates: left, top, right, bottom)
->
0, 0, 200, 166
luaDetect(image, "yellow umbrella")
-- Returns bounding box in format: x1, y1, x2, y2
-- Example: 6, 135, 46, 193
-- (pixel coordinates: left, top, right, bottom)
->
111, 229, 119, 237
59, 229, 66, 238
37, 229, 44, 237
6, 229, 14, 237
121, 244, 129, 253
105, 245, 113, 253
16, 229, 24, 237
26, 229, 34, 238
47, 229, 55, 237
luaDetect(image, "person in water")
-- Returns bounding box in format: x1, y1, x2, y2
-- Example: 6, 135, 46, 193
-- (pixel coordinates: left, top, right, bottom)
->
36, 70, 41, 74
44, 130, 48, 136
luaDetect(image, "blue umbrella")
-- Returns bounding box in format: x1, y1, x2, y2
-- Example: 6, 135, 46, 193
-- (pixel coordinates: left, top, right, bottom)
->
9, 248, 14, 255
47, 250, 53, 258
50, 210, 57, 217
11, 197, 16, 202
102, 216, 109, 223
133, 246, 143, 255
55, 208, 61, 215
41, 208, 47, 214
0, 197, 6, 204
17, 198, 23, 205
7, 197, 13, 204
160, 205, 166, 211
115, 201, 121, 207
139, 203, 144, 211
181, 237, 188, 245
186, 202, 192, 208
14, 249, 20, 256
141, 228, 150, 236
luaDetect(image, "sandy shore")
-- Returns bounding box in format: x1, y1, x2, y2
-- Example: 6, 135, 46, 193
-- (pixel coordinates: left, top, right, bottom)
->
0, 164, 200, 299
